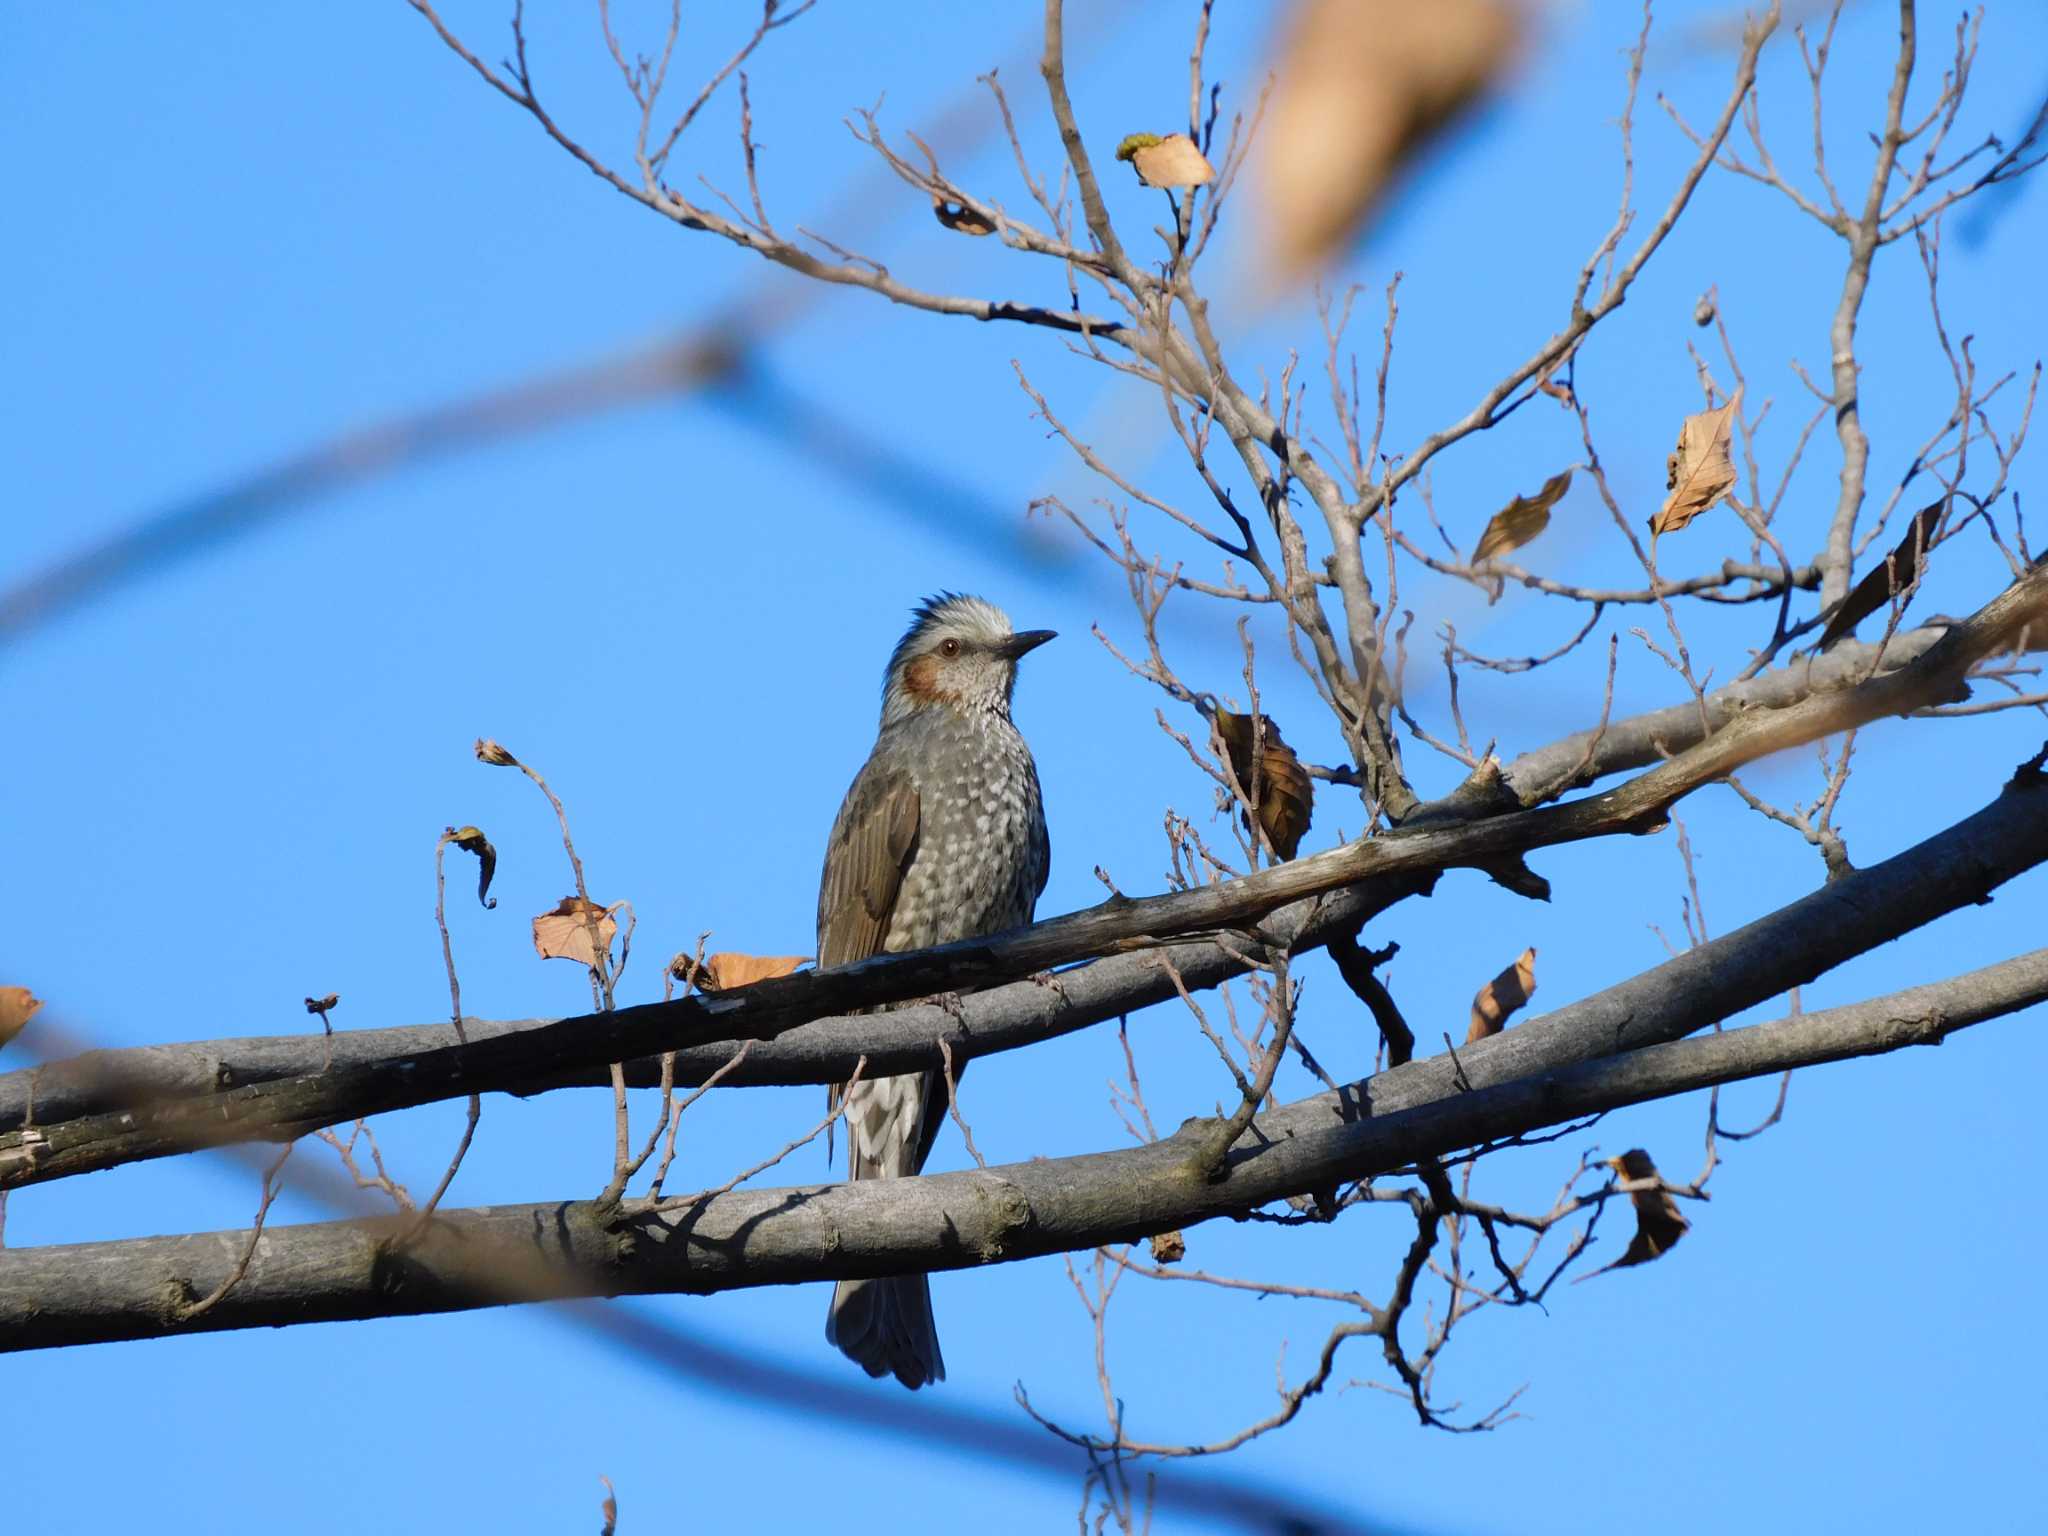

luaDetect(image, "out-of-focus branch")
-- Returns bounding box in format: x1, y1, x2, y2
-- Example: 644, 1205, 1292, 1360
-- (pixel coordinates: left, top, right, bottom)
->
2, 9, 1093, 648
1370, 4, 1779, 513
0, 333, 733, 644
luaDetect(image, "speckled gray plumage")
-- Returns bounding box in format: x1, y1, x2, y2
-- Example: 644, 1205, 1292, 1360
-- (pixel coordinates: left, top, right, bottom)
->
860, 705, 1048, 956
818, 595, 1051, 1389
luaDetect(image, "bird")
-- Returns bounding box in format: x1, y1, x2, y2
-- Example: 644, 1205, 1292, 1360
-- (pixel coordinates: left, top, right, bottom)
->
818, 593, 1054, 1388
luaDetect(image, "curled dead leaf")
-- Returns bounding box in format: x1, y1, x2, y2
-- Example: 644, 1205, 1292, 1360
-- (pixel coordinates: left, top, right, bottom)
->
1817, 501, 1942, 651
1212, 710, 1314, 860
1150, 1229, 1187, 1264
903, 128, 995, 236
931, 196, 996, 236
474, 737, 518, 767
446, 824, 499, 910
1579, 1148, 1690, 1280
1473, 470, 1571, 564
1649, 392, 1742, 538
1117, 131, 1215, 189
1260, 0, 1518, 280
1466, 947, 1536, 1042
708, 951, 811, 988
673, 951, 811, 991
0, 986, 43, 1051
532, 896, 618, 968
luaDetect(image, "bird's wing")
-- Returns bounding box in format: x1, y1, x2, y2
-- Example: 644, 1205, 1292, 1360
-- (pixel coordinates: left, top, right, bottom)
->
1030, 763, 1052, 906
816, 758, 921, 969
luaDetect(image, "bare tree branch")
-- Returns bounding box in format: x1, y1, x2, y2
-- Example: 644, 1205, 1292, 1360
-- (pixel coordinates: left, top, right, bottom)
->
10, 941, 2043, 1353
7, 566, 2042, 1184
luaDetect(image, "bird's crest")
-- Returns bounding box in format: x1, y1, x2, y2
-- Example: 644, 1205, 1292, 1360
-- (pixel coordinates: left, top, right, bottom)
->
880, 594, 1021, 724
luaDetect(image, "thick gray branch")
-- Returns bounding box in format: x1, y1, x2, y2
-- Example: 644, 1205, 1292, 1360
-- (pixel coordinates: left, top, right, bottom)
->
1502, 623, 1951, 801
0, 883, 1403, 1132
3, 564, 2041, 1187
0, 615, 2011, 1134
7, 945, 2042, 1354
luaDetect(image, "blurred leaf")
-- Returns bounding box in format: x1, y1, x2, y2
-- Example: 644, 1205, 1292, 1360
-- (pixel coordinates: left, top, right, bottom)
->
1650, 393, 1741, 538
532, 896, 618, 968
447, 824, 499, 910
0, 986, 42, 1052
1466, 947, 1536, 1042
1473, 470, 1571, 563
1580, 1148, 1690, 1280
1260, 0, 1518, 280
673, 951, 812, 991
1118, 132, 1215, 189
474, 737, 519, 767
1818, 501, 1943, 650
1213, 711, 1314, 860
1150, 1229, 1187, 1264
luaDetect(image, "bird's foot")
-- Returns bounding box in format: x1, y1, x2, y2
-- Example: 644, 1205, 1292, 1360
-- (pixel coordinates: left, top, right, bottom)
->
1025, 969, 1071, 1003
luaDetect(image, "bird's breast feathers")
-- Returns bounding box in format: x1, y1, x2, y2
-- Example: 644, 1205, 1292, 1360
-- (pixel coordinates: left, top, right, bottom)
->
879, 712, 1045, 949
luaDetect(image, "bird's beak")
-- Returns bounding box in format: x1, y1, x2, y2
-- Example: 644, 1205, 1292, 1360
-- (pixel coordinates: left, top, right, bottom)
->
993, 629, 1057, 660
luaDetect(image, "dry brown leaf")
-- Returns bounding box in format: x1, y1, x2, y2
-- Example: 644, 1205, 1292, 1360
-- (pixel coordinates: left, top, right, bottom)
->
446, 824, 499, 910
1818, 501, 1942, 650
532, 896, 618, 967
707, 952, 811, 989
672, 951, 811, 991
1650, 393, 1742, 538
931, 197, 996, 236
1149, 1229, 1187, 1264
0, 986, 43, 1051
1116, 132, 1215, 189
1259, 0, 1517, 280
1212, 710, 1314, 860
1466, 947, 1536, 1042
474, 737, 518, 767
1473, 470, 1571, 564
1579, 1148, 1690, 1280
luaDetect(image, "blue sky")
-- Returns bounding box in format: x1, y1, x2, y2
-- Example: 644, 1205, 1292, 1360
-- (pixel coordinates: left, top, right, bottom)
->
6, 3, 2047, 1532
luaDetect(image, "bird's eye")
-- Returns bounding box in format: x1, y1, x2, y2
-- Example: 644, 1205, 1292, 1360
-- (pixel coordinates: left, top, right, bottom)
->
938, 638, 962, 658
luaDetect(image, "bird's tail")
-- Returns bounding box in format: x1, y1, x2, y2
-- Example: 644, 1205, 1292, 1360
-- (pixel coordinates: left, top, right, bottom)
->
826, 1273, 946, 1389
827, 1070, 946, 1388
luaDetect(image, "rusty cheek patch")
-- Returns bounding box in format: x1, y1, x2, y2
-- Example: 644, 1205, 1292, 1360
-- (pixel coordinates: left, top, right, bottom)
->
904, 654, 945, 699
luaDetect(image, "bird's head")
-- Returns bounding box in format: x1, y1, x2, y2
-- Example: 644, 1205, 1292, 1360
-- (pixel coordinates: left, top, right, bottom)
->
880, 593, 1055, 727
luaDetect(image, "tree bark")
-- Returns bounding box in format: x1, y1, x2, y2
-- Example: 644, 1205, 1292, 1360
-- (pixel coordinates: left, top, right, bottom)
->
6, 570, 2041, 1187
7, 947, 2043, 1353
